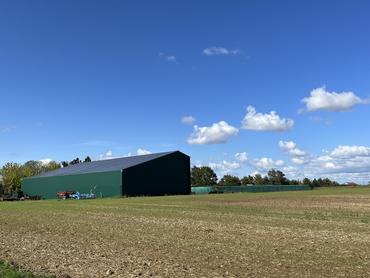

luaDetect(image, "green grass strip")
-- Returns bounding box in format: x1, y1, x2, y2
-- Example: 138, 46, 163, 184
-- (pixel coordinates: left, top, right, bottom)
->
0, 261, 53, 278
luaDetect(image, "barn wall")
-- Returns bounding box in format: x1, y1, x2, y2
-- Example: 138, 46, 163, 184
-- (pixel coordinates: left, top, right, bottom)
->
22, 170, 122, 199
122, 151, 190, 196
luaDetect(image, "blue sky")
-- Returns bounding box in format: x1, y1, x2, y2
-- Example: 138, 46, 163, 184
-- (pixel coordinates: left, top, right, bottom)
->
1, 0, 370, 183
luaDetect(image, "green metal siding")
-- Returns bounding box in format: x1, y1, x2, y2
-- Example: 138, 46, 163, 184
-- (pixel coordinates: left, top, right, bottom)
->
22, 170, 122, 199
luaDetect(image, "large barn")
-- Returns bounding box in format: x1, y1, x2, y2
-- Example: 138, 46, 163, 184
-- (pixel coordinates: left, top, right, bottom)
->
22, 151, 190, 199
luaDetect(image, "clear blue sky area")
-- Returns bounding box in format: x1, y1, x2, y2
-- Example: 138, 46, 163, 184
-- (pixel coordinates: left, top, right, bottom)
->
1, 0, 369, 182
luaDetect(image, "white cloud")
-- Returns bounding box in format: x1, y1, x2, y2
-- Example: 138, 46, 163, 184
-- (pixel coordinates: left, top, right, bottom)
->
241, 106, 294, 131
159, 52, 177, 62
136, 148, 152, 155
235, 152, 248, 162
187, 121, 238, 145
293, 144, 370, 183
282, 165, 298, 173
195, 144, 370, 184
203, 47, 240, 56
181, 116, 196, 125
279, 140, 306, 157
252, 157, 285, 170
279, 140, 308, 165
166, 55, 176, 61
98, 148, 152, 160
278, 140, 296, 150
98, 150, 116, 160
330, 145, 370, 158
302, 87, 367, 112
247, 142, 370, 182
209, 160, 241, 173
323, 162, 339, 169
40, 158, 53, 165
292, 157, 306, 165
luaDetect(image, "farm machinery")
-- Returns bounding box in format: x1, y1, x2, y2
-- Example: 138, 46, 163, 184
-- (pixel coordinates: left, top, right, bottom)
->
57, 190, 96, 200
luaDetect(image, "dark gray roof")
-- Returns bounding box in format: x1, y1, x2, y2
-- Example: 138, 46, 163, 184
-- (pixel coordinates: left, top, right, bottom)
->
27, 151, 179, 179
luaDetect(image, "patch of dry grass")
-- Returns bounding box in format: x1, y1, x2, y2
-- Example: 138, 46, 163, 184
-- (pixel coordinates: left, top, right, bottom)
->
1, 187, 370, 277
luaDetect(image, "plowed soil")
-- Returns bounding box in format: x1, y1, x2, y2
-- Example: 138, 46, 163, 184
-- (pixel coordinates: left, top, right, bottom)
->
1, 187, 370, 277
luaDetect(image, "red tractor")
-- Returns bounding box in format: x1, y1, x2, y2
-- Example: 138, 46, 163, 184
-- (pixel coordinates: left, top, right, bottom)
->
57, 191, 76, 200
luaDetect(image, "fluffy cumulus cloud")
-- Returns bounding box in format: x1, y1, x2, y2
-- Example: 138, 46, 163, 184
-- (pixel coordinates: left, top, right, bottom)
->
187, 121, 238, 145
278, 140, 296, 150
308, 146, 370, 175
136, 148, 152, 155
241, 106, 294, 131
249, 143, 370, 183
203, 47, 240, 56
40, 158, 53, 165
235, 152, 248, 162
279, 140, 307, 164
209, 160, 241, 173
291, 157, 306, 165
98, 150, 116, 160
98, 148, 152, 160
251, 157, 285, 170
181, 116, 196, 125
278, 144, 370, 183
330, 145, 370, 157
279, 141, 305, 157
195, 143, 370, 184
302, 87, 367, 112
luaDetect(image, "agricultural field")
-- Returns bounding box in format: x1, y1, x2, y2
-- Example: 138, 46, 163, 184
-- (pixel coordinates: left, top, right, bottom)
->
1, 187, 370, 277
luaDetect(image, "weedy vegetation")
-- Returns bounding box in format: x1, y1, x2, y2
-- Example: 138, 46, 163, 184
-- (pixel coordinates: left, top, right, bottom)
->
0, 261, 52, 278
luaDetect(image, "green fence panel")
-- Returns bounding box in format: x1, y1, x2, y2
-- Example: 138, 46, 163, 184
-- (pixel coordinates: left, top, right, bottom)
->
191, 184, 311, 194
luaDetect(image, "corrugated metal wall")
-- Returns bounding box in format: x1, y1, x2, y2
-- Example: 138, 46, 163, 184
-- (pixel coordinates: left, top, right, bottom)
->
22, 170, 122, 199
123, 152, 191, 196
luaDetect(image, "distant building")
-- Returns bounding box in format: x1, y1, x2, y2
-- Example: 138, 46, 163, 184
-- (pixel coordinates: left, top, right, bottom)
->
22, 151, 190, 199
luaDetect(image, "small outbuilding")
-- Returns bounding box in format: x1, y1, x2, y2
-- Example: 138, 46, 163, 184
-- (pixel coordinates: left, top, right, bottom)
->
22, 151, 190, 199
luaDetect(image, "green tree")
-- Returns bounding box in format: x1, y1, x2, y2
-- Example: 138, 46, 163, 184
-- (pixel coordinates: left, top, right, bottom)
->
61, 161, 69, 167
267, 169, 288, 185
219, 175, 241, 186
0, 175, 4, 196
84, 156, 92, 163
42, 161, 61, 172
254, 174, 264, 185
241, 175, 254, 185
312, 178, 320, 187
191, 166, 218, 186
263, 176, 270, 184
22, 160, 43, 177
22, 160, 61, 178
1, 163, 23, 194
302, 177, 311, 186
69, 158, 81, 165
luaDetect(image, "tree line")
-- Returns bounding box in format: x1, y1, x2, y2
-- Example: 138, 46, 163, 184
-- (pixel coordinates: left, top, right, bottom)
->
0, 160, 365, 196
0, 156, 92, 195
191, 166, 357, 187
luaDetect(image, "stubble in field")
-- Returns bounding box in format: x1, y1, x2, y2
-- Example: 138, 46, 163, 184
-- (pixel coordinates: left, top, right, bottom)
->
1, 187, 370, 277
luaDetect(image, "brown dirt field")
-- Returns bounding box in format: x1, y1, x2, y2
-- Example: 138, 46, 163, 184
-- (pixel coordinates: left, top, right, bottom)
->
1, 187, 370, 277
